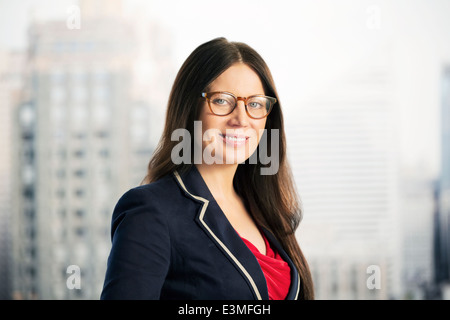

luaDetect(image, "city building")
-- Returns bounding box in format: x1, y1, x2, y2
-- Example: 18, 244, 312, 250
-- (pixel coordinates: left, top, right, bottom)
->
289, 43, 401, 299
435, 65, 450, 299
0, 50, 26, 299
399, 171, 435, 299
11, 1, 160, 299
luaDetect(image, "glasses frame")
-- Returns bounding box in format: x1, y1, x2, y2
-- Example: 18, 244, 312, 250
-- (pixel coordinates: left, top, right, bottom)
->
201, 91, 277, 119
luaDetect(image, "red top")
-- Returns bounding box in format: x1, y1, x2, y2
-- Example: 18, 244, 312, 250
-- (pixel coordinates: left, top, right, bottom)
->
240, 233, 291, 300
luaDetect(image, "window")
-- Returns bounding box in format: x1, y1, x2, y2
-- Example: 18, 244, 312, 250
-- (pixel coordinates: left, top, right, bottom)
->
74, 169, 85, 178
99, 149, 109, 158
20, 104, 35, 126
56, 168, 66, 179
93, 104, 109, 125
22, 165, 35, 184
93, 85, 108, 103
92, 69, 109, 86
73, 149, 85, 158
50, 87, 66, 104
72, 85, 87, 103
51, 104, 66, 123
75, 189, 84, 198
56, 188, 65, 199
71, 68, 88, 86
51, 69, 66, 86
59, 208, 66, 218
75, 227, 85, 237
23, 186, 34, 199
95, 130, 109, 139
72, 104, 88, 124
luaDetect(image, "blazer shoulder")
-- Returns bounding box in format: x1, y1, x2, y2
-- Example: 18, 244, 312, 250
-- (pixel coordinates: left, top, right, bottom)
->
110, 174, 180, 236
116, 173, 178, 207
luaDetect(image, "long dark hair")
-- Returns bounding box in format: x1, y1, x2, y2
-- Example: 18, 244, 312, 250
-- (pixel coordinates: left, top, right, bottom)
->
142, 37, 314, 299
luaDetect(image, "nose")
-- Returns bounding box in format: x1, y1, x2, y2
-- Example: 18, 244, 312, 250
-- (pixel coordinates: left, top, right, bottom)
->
229, 100, 249, 127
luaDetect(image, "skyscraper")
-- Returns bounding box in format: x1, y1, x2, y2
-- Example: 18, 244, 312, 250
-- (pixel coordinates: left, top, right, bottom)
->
11, 1, 157, 299
399, 172, 435, 299
435, 65, 450, 299
289, 43, 400, 299
0, 50, 26, 299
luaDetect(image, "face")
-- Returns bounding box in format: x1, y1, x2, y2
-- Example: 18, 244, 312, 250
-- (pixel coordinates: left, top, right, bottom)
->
197, 63, 267, 165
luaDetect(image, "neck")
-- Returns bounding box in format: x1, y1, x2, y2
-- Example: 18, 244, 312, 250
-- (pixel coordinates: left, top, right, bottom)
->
195, 163, 239, 201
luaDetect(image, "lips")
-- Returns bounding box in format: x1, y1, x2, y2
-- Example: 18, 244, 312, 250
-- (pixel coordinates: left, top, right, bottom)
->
219, 133, 249, 147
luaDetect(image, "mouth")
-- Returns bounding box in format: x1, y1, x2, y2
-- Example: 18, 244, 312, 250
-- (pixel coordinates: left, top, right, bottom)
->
219, 133, 249, 147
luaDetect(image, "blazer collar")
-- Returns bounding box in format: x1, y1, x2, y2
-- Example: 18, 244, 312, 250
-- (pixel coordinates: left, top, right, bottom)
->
172, 165, 300, 300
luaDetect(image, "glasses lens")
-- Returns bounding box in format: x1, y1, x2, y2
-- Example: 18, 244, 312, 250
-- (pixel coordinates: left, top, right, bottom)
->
247, 96, 272, 118
209, 92, 236, 115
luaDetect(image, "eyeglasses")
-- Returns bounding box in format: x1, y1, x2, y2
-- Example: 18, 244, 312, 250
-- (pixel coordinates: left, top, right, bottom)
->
201, 91, 276, 119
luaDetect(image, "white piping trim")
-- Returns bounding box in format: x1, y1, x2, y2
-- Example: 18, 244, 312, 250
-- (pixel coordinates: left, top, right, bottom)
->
295, 273, 300, 300
173, 170, 262, 300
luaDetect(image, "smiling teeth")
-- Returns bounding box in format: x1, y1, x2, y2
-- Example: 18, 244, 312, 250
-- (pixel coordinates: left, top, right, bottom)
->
222, 134, 246, 142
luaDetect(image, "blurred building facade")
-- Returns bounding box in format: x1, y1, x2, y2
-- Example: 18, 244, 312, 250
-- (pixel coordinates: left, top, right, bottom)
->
291, 44, 401, 299
0, 51, 26, 299
399, 172, 435, 299
434, 65, 450, 299
10, 1, 159, 299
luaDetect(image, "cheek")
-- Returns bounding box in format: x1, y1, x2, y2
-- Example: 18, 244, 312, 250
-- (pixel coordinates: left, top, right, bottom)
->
197, 103, 210, 123
202, 117, 224, 137
253, 119, 267, 143
200, 117, 224, 149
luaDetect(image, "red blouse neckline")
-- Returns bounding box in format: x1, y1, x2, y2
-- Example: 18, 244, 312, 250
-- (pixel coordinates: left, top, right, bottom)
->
240, 232, 291, 300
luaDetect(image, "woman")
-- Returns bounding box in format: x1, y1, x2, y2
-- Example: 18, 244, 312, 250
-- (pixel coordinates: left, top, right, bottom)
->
100, 37, 314, 300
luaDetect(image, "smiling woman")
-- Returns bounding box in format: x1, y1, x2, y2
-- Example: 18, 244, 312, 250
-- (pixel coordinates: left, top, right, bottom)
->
101, 37, 314, 300
198, 64, 272, 166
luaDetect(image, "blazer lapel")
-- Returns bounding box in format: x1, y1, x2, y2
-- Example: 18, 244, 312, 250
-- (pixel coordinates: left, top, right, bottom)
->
173, 165, 269, 300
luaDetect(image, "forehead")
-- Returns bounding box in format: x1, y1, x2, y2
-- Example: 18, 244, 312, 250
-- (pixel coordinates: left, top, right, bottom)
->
208, 63, 265, 96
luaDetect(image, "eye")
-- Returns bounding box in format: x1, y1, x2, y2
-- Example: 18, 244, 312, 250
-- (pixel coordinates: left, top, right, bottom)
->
213, 98, 228, 105
248, 101, 263, 109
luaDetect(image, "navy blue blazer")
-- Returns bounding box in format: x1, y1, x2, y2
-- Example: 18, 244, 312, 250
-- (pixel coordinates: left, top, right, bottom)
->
100, 165, 300, 300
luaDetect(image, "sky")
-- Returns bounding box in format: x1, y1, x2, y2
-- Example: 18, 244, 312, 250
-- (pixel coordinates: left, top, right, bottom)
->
1, 0, 449, 178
